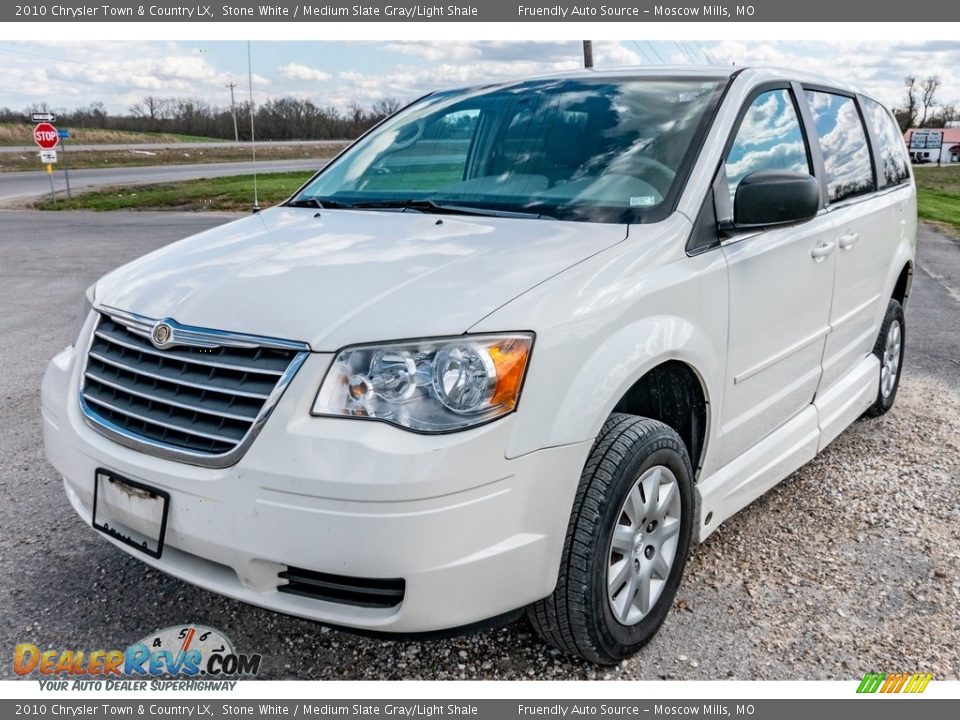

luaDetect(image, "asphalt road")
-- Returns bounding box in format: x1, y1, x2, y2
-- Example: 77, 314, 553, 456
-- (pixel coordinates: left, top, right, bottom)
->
0, 213, 957, 680
0, 159, 322, 204
0, 140, 346, 154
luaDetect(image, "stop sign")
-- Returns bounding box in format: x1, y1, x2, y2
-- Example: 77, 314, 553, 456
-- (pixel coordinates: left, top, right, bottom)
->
33, 122, 59, 150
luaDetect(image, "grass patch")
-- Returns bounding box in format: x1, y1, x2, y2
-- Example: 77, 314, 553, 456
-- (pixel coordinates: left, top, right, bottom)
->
0, 142, 345, 173
33, 171, 314, 212
916, 191, 960, 234
40, 162, 960, 222
0, 123, 221, 146
914, 165, 960, 236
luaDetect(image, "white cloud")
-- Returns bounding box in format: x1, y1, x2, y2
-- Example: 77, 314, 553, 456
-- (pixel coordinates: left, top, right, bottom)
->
707, 40, 960, 108
383, 42, 481, 62
278, 62, 332, 82
1, 40, 959, 117
594, 42, 644, 67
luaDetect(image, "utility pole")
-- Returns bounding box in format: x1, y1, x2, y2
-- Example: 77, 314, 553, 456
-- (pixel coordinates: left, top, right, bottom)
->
247, 42, 260, 213
582, 40, 594, 69
226, 82, 239, 142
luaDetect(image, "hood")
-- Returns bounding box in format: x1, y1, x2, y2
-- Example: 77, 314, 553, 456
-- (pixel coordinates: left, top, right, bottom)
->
95, 207, 628, 350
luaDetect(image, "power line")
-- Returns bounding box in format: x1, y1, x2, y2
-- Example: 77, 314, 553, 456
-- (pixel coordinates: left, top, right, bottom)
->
645, 42, 667, 64
678, 41, 698, 64
689, 41, 708, 64
632, 41, 666, 65
630, 41, 653, 65
695, 41, 718, 65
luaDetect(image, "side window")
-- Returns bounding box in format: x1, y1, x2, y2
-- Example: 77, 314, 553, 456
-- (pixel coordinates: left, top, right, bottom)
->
804, 91, 875, 203
862, 97, 910, 187
725, 89, 811, 201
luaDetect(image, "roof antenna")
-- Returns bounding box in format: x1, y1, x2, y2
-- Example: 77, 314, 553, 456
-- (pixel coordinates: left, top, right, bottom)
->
247, 40, 260, 213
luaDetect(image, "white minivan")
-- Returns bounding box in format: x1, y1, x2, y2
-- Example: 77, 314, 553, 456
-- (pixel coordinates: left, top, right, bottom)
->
43, 67, 916, 663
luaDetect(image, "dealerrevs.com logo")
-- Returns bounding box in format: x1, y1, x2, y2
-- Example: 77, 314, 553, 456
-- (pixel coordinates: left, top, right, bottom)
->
14, 625, 261, 690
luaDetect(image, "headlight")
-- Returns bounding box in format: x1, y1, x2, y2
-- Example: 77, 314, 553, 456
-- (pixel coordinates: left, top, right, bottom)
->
312, 334, 534, 432
74, 284, 96, 343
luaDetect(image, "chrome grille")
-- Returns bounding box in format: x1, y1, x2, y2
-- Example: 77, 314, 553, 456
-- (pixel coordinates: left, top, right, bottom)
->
80, 308, 309, 467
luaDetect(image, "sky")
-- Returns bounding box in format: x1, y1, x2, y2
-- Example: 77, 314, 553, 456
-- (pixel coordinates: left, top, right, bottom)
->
1, 40, 959, 115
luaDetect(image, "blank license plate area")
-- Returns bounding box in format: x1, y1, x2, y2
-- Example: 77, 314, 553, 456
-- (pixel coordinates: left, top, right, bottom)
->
92, 470, 169, 558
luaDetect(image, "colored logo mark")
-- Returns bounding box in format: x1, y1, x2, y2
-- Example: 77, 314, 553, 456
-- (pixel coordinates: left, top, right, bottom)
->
857, 672, 933, 694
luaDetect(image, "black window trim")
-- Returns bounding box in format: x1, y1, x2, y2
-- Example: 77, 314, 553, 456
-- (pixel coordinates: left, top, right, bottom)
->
855, 92, 886, 191
800, 83, 879, 206
791, 81, 827, 207
687, 79, 914, 256
858, 93, 913, 190
687, 79, 818, 255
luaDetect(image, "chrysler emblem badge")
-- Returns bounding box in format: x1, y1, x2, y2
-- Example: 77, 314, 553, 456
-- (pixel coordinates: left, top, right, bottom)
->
152, 322, 173, 347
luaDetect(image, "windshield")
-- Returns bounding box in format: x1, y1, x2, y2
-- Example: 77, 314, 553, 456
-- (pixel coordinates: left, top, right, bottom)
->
289, 77, 728, 223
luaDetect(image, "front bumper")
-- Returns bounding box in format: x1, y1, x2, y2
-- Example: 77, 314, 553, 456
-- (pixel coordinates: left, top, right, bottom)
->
42, 336, 590, 633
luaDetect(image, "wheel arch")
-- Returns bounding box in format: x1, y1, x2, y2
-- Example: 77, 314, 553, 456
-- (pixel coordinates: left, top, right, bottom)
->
891, 260, 913, 307
506, 314, 721, 476
610, 360, 710, 478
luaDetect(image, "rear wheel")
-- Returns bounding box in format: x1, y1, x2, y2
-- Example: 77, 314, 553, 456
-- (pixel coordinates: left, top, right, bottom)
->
528, 414, 694, 664
866, 299, 905, 417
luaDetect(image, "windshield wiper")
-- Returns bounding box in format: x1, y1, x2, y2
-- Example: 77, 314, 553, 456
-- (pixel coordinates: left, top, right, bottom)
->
285, 197, 354, 209
342, 199, 548, 219
406, 199, 548, 219
288, 196, 551, 219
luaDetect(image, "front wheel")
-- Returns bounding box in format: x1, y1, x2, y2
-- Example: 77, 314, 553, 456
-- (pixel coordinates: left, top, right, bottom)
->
866, 298, 906, 417
528, 414, 694, 664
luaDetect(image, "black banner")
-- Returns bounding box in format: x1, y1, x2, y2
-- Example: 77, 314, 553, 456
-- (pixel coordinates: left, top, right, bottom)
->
3, 699, 958, 719
3, 1, 954, 23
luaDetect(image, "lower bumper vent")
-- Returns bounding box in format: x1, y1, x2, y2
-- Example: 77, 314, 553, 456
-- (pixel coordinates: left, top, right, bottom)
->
278, 567, 405, 609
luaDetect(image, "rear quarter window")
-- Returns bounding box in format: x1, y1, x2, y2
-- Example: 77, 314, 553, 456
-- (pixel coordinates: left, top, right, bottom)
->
862, 98, 911, 187
804, 90, 875, 203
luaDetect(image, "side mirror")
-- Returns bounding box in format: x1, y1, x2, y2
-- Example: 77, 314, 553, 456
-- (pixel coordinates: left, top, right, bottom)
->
722, 170, 820, 233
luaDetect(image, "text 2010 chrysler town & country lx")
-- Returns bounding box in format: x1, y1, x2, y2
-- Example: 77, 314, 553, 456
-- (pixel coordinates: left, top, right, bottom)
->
43, 67, 916, 663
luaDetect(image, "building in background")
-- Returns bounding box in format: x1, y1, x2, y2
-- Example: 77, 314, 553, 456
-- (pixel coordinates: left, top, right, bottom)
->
904, 123, 960, 165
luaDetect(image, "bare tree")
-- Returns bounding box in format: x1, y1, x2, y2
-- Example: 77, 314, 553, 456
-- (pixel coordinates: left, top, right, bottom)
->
371, 98, 402, 119
919, 76, 940, 127
903, 76, 919, 129
27, 94, 402, 141
129, 96, 165, 130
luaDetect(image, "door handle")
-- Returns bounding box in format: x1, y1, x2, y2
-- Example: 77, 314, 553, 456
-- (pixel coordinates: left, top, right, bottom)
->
810, 240, 836, 261
838, 232, 860, 250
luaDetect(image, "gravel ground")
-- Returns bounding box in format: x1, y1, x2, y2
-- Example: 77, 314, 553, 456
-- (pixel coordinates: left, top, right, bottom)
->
1, 211, 958, 680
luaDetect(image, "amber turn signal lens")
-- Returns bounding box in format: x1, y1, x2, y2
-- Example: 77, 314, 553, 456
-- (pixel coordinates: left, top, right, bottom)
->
488, 338, 532, 409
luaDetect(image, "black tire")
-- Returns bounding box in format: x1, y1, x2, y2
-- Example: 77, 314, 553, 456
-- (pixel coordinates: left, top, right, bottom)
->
528, 414, 694, 664
865, 299, 905, 417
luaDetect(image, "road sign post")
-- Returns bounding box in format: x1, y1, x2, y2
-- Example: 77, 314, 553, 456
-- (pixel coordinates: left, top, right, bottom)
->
45, 163, 57, 208
34, 122, 60, 206
58, 128, 71, 199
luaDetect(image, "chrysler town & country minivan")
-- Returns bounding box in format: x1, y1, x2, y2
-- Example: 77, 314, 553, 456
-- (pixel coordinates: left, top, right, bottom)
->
43, 67, 916, 663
